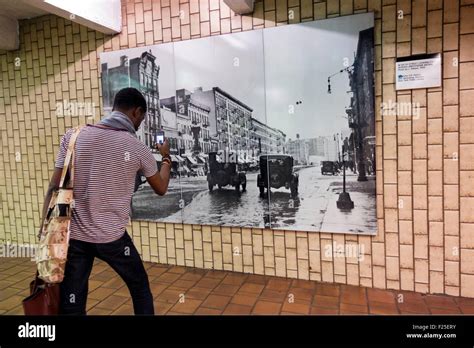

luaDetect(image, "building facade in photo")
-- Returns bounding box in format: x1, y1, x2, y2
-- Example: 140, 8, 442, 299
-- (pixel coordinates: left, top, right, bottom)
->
159, 106, 179, 155
347, 27, 375, 179
249, 117, 286, 156
101, 50, 161, 148
160, 89, 212, 156
191, 87, 253, 154
286, 136, 310, 165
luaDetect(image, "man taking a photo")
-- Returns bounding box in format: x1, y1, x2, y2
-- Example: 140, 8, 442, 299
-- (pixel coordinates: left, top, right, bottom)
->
41, 87, 171, 315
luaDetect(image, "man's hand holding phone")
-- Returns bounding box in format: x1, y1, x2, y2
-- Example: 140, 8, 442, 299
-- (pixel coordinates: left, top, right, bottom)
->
156, 130, 165, 145
155, 131, 169, 155
147, 132, 172, 196
156, 139, 170, 157
155, 131, 171, 172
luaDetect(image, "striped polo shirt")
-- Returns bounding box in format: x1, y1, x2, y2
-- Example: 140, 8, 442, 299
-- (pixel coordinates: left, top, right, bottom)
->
55, 124, 158, 243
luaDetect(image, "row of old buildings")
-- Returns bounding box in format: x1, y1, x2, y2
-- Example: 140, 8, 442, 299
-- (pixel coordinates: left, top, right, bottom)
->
101, 51, 287, 163
100, 28, 375, 172
156, 86, 287, 161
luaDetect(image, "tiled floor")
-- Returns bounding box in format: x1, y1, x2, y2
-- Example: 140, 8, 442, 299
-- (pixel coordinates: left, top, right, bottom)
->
1, 257, 474, 315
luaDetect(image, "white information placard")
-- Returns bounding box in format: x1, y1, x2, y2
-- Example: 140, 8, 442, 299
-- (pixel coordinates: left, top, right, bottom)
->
396, 53, 442, 90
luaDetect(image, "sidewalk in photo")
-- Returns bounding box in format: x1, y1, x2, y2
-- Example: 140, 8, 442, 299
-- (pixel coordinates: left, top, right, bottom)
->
320, 174, 377, 234
1, 258, 473, 315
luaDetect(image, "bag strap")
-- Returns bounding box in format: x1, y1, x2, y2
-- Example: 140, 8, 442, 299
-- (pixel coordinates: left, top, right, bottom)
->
59, 126, 84, 189
68, 126, 84, 188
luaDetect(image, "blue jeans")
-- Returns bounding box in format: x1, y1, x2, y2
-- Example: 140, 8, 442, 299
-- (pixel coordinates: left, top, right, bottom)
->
60, 231, 154, 315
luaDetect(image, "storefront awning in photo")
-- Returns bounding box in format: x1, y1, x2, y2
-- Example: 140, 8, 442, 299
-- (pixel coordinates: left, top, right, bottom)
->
185, 155, 197, 165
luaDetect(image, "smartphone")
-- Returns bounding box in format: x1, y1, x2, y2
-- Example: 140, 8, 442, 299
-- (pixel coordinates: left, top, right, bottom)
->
156, 130, 165, 145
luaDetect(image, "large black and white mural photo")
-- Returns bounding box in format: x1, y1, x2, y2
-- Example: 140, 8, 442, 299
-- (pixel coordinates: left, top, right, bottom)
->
100, 12, 376, 234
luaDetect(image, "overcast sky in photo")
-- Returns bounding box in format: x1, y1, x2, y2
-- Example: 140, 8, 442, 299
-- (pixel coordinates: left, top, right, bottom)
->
263, 13, 374, 140
100, 13, 373, 140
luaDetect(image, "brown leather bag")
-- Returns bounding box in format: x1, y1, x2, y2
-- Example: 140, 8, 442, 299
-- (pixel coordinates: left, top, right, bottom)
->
23, 126, 83, 315
22, 272, 60, 315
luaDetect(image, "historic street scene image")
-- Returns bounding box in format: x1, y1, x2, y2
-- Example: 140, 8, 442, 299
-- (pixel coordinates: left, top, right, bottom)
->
100, 13, 376, 234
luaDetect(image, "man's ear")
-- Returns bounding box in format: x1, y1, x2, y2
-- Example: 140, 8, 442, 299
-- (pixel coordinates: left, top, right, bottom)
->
130, 107, 138, 120
135, 106, 145, 120
128, 107, 139, 124
131, 107, 145, 130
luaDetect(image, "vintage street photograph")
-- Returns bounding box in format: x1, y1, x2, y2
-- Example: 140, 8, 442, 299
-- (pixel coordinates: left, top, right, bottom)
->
100, 12, 376, 234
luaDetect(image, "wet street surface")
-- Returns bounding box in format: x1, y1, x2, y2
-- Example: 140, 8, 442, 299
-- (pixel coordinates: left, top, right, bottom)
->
131, 166, 377, 234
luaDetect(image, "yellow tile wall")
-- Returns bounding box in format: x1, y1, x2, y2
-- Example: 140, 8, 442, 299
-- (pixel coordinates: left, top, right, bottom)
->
1, 0, 473, 298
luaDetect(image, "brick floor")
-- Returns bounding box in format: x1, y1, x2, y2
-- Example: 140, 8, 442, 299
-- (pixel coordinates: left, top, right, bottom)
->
1, 257, 474, 315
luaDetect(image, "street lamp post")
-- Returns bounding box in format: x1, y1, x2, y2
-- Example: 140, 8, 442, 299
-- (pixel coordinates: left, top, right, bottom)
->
327, 65, 358, 208
336, 138, 354, 210
334, 133, 341, 163
296, 133, 300, 164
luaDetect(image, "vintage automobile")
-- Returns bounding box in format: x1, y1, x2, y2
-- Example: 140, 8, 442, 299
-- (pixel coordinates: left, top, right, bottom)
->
207, 152, 247, 193
257, 154, 299, 198
321, 161, 338, 175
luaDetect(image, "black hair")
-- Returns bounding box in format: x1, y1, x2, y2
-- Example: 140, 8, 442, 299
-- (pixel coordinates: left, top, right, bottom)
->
112, 87, 147, 113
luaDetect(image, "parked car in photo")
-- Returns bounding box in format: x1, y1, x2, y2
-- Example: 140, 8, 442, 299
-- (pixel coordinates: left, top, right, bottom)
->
207, 152, 247, 193
187, 169, 199, 177
257, 154, 299, 198
321, 161, 338, 175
